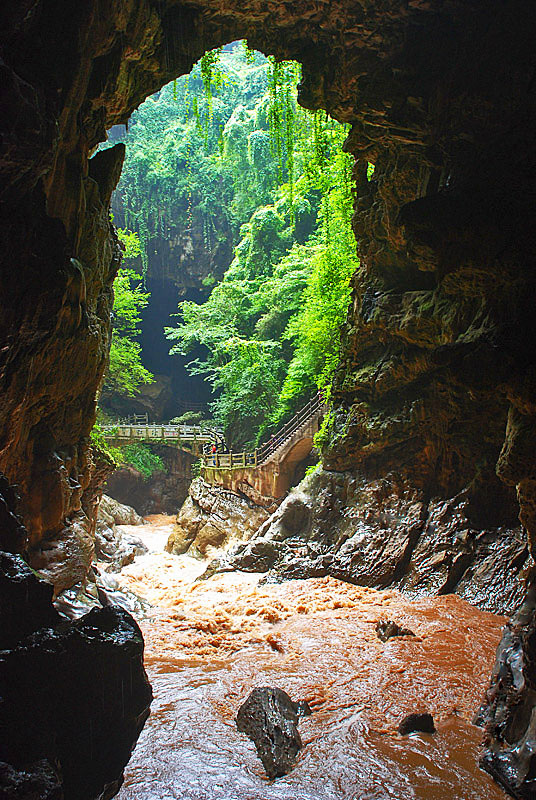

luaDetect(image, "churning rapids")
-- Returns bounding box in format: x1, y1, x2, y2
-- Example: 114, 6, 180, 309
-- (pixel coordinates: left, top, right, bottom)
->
112, 515, 508, 800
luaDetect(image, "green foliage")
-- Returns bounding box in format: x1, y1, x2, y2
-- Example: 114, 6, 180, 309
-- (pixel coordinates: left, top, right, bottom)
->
305, 462, 321, 477
104, 43, 358, 453
104, 267, 154, 397
165, 64, 357, 448
170, 411, 204, 424
313, 409, 334, 452
276, 180, 357, 420
117, 227, 142, 260
104, 44, 276, 275
89, 421, 123, 466
121, 442, 164, 479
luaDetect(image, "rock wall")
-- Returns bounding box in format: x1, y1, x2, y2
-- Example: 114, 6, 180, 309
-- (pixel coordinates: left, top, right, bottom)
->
166, 477, 272, 558
2, 1, 536, 796
112, 200, 234, 294
0, 548, 152, 800
95, 494, 147, 573
1, 0, 535, 592
226, 469, 528, 616
105, 445, 195, 515
477, 588, 536, 799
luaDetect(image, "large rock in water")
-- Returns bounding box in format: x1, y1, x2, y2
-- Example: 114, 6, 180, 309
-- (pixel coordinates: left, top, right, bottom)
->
99, 494, 144, 526
236, 687, 311, 779
0, 551, 152, 800
95, 494, 147, 573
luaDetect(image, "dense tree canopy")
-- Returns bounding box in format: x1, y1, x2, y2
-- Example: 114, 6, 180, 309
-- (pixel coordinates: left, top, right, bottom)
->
164, 46, 358, 448
103, 43, 358, 449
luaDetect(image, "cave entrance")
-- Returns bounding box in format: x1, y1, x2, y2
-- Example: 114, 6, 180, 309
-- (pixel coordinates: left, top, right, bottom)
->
3, 3, 535, 799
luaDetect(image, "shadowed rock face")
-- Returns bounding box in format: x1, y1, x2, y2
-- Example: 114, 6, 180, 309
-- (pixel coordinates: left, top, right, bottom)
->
105, 446, 196, 516
1, 1, 536, 797
0, 550, 152, 800
477, 588, 536, 800
0, 0, 535, 579
398, 713, 436, 736
167, 477, 272, 558
0, 759, 63, 800
225, 471, 528, 616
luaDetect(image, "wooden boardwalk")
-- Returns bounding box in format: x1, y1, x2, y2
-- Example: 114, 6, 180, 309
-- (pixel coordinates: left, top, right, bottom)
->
101, 422, 223, 452
102, 396, 326, 494
202, 395, 326, 470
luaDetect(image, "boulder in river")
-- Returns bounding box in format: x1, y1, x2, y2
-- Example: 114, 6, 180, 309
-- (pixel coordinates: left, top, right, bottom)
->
236, 687, 311, 779
95, 494, 147, 572
398, 713, 436, 735
376, 619, 416, 642
0, 551, 152, 800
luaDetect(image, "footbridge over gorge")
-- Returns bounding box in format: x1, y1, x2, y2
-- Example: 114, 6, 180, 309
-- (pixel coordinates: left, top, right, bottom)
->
100, 415, 225, 456
201, 396, 327, 502
101, 396, 326, 500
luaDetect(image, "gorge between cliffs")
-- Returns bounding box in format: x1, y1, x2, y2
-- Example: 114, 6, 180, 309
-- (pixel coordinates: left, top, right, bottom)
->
2, 1, 536, 799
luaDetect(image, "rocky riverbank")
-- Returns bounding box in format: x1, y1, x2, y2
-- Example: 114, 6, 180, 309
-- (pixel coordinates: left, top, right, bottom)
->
182, 471, 528, 617
166, 477, 276, 559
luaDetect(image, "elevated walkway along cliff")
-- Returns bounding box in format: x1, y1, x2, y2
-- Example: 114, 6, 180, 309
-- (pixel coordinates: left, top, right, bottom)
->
201, 396, 327, 501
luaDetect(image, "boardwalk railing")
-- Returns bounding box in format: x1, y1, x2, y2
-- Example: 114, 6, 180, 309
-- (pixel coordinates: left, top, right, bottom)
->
202, 395, 326, 470
206, 451, 259, 469
256, 394, 325, 465
101, 422, 223, 448
102, 395, 325, 469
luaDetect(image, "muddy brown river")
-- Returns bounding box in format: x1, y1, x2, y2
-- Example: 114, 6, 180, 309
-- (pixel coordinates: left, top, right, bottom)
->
115, 516, 507, 800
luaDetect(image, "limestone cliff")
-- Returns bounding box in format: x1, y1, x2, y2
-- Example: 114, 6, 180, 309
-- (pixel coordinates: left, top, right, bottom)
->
105, 445, 196, 515
2, 1, 536, 796
226, 469, 528, 616
1, 0, 535, 592
166, 477, 272, 558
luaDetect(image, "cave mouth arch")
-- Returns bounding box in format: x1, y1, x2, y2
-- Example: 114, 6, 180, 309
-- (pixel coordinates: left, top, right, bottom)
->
1, 0, 533, 547
2, 3, 536, 798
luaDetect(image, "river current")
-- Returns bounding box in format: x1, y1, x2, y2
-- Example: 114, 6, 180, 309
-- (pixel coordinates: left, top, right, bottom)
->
114, 515, 507, 800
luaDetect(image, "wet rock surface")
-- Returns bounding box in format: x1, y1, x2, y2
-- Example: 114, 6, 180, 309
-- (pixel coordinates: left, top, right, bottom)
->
478, 586, 536, 799
167, 478, 272, 559
1, 4, 536, 799
236, 688, 310, 779
100, 494, 144, 527
0, 759, 63, 800
398, 713, 436, 736
0, 551, 60, 650
95, 494, 147, 573
0, 550, 152, 800
224, 470, 528, 615
376, 620, 415, 643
